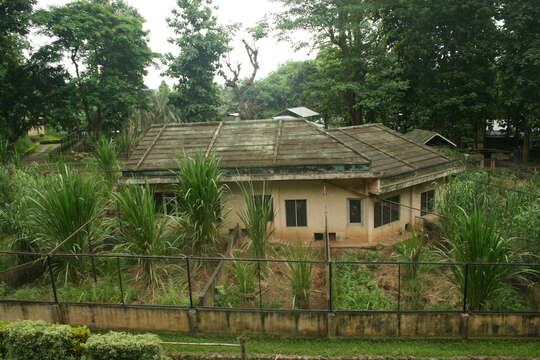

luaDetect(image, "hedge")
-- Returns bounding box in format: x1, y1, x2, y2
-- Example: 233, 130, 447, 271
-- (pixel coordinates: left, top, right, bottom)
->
0, 320, 168, 360
1, 320, 89, 360
87, 332, 167, 360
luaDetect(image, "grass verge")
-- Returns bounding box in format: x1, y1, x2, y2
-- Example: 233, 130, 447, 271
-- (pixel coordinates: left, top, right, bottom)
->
154, 333, 540, 358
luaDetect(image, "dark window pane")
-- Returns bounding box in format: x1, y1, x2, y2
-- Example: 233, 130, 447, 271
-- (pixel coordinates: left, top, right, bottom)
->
421, 190, 435, 216
374, 201, 382, 228
285, 200, 296, 227
382, 201, 391, 224
296, 200, 307, 227
390, 196, 400, 222
349, 199, 362, 223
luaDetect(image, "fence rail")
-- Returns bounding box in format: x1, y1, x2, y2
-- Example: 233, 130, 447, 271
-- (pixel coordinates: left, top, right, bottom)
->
0, 250, 538, 315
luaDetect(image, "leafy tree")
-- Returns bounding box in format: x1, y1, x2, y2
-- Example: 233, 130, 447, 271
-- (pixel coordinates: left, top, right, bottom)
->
499, 0, 540, 161
166, 0, 231, 122
0, 0, 73, 148
274, 0, 407, 126
379, 0, 498, 146
35, 0, 154, 136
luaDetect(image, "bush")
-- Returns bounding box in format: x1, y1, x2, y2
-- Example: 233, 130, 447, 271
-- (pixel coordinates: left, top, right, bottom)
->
2, 320, 88, 360
87, 331, 164, 360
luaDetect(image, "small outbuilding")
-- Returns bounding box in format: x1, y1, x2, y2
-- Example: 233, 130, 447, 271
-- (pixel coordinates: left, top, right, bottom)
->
273, 107, 320, 120
404, 129, 457, 148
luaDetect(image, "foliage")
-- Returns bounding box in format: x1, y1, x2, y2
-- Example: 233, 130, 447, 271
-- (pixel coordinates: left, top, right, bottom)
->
214, 285, 241, 308
237, 182, 273, 259
61, 278, 137, 304
155, 279, 189, 306
394, 229, 428, 281
26, 167, 108, 283
284, 242, 314, 309
86, 331, 164, 360
34, 0, 154, 136
379, 0, 498, 145
93, 136, 120, 184
230, 258, 256, 302
334, 251, 394, 311
498, 0, 540, 161
115, 184, 177, 288
166, 0, 231, 122
175, 153, 226, 254
437, 207, 534, 311
274, 0, 407, 126
2, 320, 85, 360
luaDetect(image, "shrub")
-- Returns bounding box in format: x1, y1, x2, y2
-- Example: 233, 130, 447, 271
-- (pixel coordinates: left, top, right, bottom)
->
93, 137, 120, 184
87, 331, 164, 360
285, 242, 314, 309
175, 153, 226, 254
115, 184, 178, 288
438, 208, 535, 311
237, 182, 274, 259
2, 320, 88, 360
231, 258, 256, 303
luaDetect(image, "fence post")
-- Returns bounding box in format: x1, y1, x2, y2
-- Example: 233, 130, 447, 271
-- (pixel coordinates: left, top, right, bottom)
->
116, 256, 125, 305
47, 256, 59, 304
397, 263, 401, 312
186, 257, 194, 308
463, 263, 469, 313
239, 337, 247, 360
328, 261, 333, 312
257, 261, 262, 309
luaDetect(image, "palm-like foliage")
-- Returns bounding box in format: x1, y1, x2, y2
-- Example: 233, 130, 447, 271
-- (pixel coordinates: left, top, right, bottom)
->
175, 153, 226, 254
93, 137, 120, 184
285, 242, 314, 309
438, 208, 533, 311
26, 167, 107, 283
115, 184, 177, 288
238, 182, 273, 259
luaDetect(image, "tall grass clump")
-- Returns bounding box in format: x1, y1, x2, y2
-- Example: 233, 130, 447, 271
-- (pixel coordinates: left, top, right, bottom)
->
231, 256, 256, 304
285, 242, 314, 309
175, 153, 226, 254
115, 184, 178, 288
26, 167, 108, 283
438, 207, 534, 311
238, 182, 274, 259
93, 137, 120, 184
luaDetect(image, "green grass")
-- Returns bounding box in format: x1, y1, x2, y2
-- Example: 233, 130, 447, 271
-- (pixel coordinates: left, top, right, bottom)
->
153, 333, 540, 358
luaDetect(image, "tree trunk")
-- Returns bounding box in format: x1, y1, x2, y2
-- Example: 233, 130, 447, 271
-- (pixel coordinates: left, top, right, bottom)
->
523, 121, 530, 162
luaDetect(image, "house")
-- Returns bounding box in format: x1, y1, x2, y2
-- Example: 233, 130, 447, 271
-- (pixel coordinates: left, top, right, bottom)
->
273, 107, 320, 121
123, 119, 462, 246
404, 129, 457, 148
27, 126, 45, 137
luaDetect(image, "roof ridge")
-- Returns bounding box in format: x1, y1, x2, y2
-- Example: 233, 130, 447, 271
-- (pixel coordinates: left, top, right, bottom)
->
302, 119, 372, 165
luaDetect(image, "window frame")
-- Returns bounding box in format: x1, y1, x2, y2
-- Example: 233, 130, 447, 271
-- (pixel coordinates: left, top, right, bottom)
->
421, 189, 436, 216
285, 199, 308, 227
374, 195, 401, 228
348, 198, 363, 224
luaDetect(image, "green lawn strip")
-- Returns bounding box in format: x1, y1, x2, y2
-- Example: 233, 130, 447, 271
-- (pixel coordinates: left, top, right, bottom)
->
153, 333, 540, 358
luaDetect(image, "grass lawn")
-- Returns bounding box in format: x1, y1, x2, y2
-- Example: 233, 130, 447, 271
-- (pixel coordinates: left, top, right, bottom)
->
155, 333, 540, 358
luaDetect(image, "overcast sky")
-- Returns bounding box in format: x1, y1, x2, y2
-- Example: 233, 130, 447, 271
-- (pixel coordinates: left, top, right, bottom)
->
32, 0, 313, 89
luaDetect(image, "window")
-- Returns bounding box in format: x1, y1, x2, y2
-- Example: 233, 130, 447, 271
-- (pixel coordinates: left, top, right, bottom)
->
374, 195, 400, 228
154, 192, 178, 215
285, 200, 307, 227
348, 199, 362, 224
421, 190, 435, 216
253, 195, 274, 221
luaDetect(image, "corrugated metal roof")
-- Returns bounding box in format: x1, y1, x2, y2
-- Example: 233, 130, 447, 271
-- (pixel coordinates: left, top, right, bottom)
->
124, 119, 370, 174
328, 124, 453, 177
123, 120, 457, 180
274, 107, 320, 118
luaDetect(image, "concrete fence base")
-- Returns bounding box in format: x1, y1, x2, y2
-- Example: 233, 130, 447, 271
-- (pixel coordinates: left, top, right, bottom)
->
0, 301, 538, 338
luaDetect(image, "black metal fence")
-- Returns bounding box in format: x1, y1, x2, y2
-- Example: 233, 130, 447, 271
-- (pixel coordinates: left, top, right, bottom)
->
0, 251, 538, 314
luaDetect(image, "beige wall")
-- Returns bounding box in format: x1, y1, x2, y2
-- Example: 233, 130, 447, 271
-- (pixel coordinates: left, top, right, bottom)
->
219, 178, 444, 247
1, 302, 538, 338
